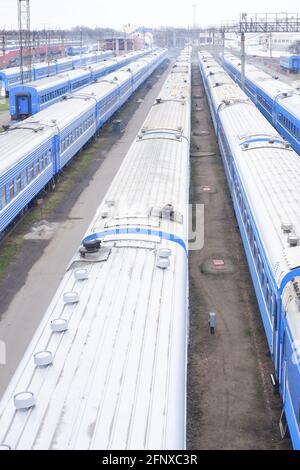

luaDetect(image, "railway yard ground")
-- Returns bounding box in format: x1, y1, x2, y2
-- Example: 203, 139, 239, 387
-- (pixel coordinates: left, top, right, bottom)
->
0, 58, 172, 397
187, 52, 291, 450
0, 101, 10, 128
0, 48, 294, 450
202, 45, 299, 86
223, 47, 299, 86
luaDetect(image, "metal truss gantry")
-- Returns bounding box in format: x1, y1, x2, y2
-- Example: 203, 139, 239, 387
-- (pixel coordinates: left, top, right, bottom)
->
18, 0, 31, 84
211, 13, 300, 90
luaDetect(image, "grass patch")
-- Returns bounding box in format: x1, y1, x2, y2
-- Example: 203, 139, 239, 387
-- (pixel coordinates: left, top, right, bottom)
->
0, 136, 103, 280
244, 327, 252, 337
0, 100, 9, 112
0, 241, 21, 279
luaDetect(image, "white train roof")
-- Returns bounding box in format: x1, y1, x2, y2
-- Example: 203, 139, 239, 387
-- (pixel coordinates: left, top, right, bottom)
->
0, 51, 113, 79
223, 53, 300, 120
0, 96, 95, 175
0, 51, 166, 176
0, 54, 190, 450
200, 53, 300, 339
69, 50, 167, 102
11, 51, 149, 94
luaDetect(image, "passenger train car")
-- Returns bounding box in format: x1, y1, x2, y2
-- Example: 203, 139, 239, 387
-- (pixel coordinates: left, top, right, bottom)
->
199, 51, 300, 449
9, 50, 150, 119
0, 50, 168, 235
0, 50, 113, 96
0, 49, 191, 450
280, 55, 300, 73
222, 53, 300, 155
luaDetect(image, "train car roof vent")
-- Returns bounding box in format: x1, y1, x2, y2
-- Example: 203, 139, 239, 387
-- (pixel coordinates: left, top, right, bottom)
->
34, 351, 53, 368
156, 257, 170, 270
288, 235, 299, 247
158, 248, 172, 258
79, 239, 103, 258
101, 210, 110, 219
14, 392, 36, 411
83, 239, 101, 253
106, 200, 116, 207
51, 318, 69, 333
162, 204, 174, 216
63, 292, 79, 305
74, 269, 89, 281
282, 222, 293, 233
151, 206, 162, 218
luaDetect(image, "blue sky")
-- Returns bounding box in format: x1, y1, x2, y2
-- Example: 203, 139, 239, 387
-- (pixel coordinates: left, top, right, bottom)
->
1, 0, 299, 30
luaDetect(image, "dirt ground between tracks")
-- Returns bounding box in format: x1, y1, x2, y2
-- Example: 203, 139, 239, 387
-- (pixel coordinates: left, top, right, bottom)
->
187, 56, 291, 450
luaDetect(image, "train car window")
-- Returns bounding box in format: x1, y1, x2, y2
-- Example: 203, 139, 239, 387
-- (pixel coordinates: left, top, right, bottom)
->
24, 169, 28, 187
16, 174, 22, 194
246, 218, 251, 236
9, 180, 15, 200
258, 254, 262, 274
35, 160, 40, 175
261, 268, 266, 292
30, 163, 34, 181
266, 282, 270, 307
1, 187, 6, 209
250, 225, 254, 249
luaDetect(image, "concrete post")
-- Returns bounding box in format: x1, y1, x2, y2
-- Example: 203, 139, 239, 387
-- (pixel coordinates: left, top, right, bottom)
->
222, 31, 225, 65
241, 32, 246, 91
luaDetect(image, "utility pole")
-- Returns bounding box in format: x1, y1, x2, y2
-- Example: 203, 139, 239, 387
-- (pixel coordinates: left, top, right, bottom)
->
18, 0, 32, 84
221, 30, 225, 65
241, 32, 246, 91
61, 31, 65, 57
192, 4, 197, 29
240, 12, 247, 91
1, 32, 5, 58
80, 27, 83, 65
47, 29, 51, 75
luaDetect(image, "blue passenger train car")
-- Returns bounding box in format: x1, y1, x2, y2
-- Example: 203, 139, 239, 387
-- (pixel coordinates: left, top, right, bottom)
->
199, 52, 300, 450
0, 50, 168, 234
222, 54, 300, 156
0, 50, 113, 96
280, 55, 300, 73
9, 50, 150, 120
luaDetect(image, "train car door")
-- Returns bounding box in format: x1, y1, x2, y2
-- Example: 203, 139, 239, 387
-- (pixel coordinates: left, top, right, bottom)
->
16, 94, 31, 119
272, 295, 280, 371
292, 58, 299, 73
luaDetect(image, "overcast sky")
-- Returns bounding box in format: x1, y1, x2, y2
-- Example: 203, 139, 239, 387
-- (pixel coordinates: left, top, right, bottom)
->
1, 0, 300, 30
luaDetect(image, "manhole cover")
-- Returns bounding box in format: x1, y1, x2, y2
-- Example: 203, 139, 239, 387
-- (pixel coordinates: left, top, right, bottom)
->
200, 258, 236, 275
197, 185, 217, 194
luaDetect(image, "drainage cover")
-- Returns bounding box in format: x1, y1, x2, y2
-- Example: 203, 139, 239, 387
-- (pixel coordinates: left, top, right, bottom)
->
200, 258, 236, 275
198, 185, 217, 194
